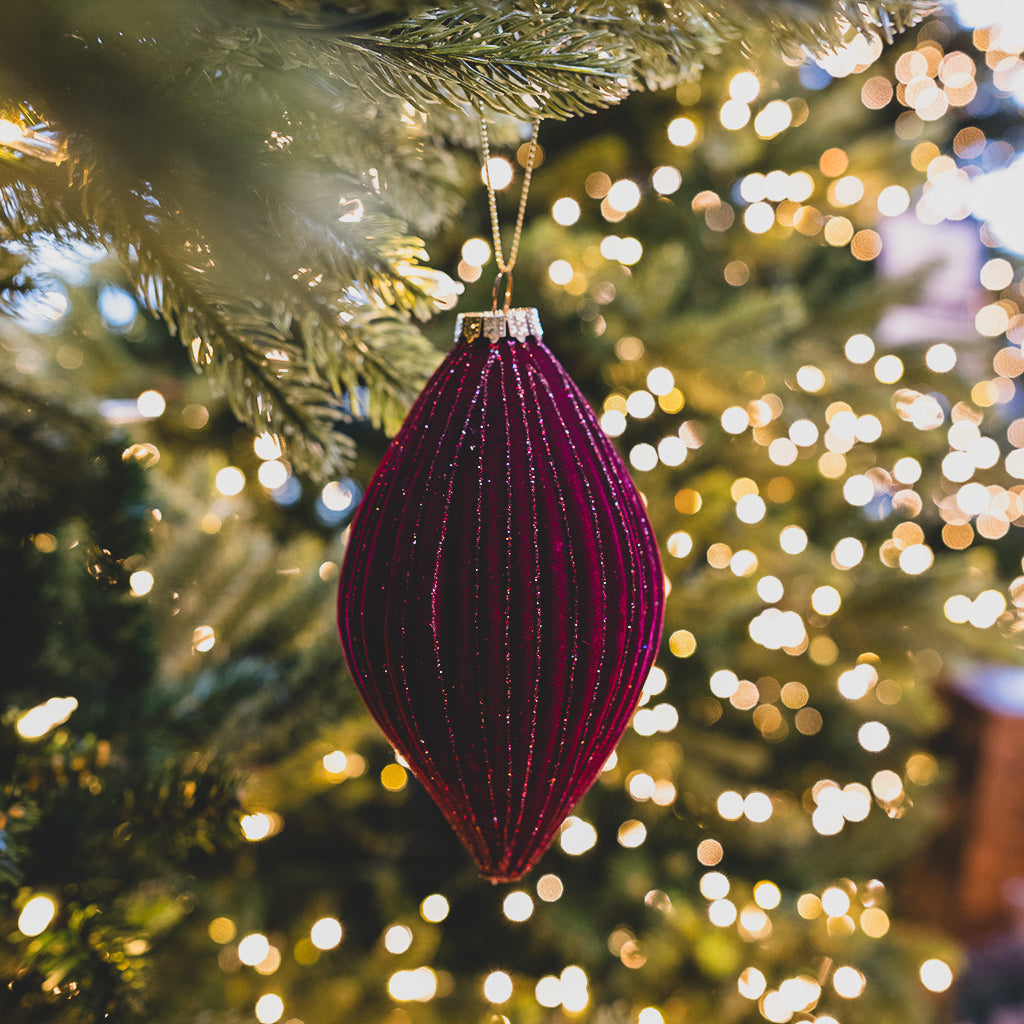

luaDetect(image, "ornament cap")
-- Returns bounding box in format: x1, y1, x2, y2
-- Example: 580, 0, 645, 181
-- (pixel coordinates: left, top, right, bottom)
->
455, 307, 543, 346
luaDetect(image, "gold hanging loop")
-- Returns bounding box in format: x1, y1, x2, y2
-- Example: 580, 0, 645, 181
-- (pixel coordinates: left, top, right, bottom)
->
479, 111, 541, 314
491, 269, 514, 314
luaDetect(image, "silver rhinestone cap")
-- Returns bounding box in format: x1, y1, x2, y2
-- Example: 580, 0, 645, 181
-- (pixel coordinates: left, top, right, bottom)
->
455, 308, 543, 345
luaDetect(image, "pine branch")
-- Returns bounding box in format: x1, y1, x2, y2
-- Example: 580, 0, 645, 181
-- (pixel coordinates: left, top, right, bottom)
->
0, 0, 930, 473
1, 135, 443, 476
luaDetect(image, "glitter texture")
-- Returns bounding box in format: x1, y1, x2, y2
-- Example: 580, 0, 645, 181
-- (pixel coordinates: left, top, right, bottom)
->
338, 310, 664, 881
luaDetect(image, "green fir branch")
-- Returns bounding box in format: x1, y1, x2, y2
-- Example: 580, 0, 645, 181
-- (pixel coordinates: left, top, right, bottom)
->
0, 0, 931, 471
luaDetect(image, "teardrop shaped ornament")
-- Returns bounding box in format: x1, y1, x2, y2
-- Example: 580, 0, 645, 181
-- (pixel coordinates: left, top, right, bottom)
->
338, 308, 664, 881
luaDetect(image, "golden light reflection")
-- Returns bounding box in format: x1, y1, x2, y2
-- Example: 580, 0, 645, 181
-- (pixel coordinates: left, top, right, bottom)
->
388, 967, 438, 1002
254, 994, 284, 1024
215, 466, 245, 496
384, 925, 413, 954
209, 917, 237, 944
238, 933, 271, 966
739, 966, 767, 1000
697, 839, 724, 866
920, 958, 953, 993
17, 895, 57, 937
536, 874, 563, 902
240, 811, 281, 841
310, 918, 343, 950
16, 696, 78, 739
381, 763, 407, 792
560, 816, 597, 855
860, 907, 891, 937
832, 965, 866, 999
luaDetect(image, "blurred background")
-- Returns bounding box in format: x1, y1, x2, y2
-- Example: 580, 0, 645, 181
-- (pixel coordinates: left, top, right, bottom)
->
3, 2, 1024, 1023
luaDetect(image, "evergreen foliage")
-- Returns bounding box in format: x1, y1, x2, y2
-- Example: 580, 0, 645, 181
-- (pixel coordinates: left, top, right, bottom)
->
3, 4, 1024, 1024
0, 0, 928, 472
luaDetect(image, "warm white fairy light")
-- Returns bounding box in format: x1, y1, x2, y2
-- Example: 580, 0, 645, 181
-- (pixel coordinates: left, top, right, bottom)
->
811, 586, 841, 616
551, 197, 580, 225
384, 925, 413, 954
738, 967, 767, 999
871, 769, 903, 803
637, 1009, 664, 1024
239, 812, 276, 841
420, 894, 449, 922
17, 895, 57, 937
832, 537, 865, 569
729, 72, 760, 103
858, 722, 891, 752
843, 474, 875, 507
17, 696, 78, 739
842, 783, 872, 821
257, 460, 289, 490
192, 625, 216, 653
780, 526, 808, 554
652, 165, 683, 194
461, 237, 491, 266
606, 179, 641, 213
137, 389, 166, 418
560, 817, 597, 855
721, 406, 750, 433
795, 368, 825, 395
310, 917, 343, 950
720, 99, 751, 130
878, 184, 911, 216
700, 871, 730, 900
536, 975, 562, 1007
710, 669, 740, 698
617, 237, 643, 264
754, 100, 793, 138
667, 116, 697, 146
920, 958, 953, 992
744, 202, 775, 233
717, 791, 745, 820
832, 966, 866, 998
503, 891, 534, 922
736, 493, 766, 523
600, 409, 627, 436
388, 967, 437, 1002
254, 994, 284, 1024
749, 607, 806, 650
215, 466, 245, 496
838, 663, 877, 700
754, 881, 781, 909
845, 333, 875, 363
617, 820, 647, 847
874, 354, 904, 383
757, 575, 784, 603
629, 443, 658, 471
744, 792, 773, 822
980, 257, 1014, 290
548, 259, 573, 285
238, 933, 271, 966
768, 438, 798, 466
482, 157, 513, 190
821, 887, 852, 917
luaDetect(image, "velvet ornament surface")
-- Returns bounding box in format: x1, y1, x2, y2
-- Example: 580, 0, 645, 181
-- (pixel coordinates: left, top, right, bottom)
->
337, 309, 664, 882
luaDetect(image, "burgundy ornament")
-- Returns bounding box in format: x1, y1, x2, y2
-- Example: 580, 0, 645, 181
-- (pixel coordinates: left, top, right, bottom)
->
337, 308, 664, 882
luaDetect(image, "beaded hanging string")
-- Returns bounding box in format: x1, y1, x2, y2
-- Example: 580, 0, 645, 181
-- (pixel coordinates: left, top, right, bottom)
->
479, 114, 541, 314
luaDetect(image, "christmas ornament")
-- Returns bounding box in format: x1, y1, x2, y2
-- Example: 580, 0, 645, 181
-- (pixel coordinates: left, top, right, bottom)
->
337, 120, 664, 882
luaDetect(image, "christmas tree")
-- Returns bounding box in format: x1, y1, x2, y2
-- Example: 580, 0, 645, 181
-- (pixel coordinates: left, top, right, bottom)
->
4, 3, 1024, 1024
